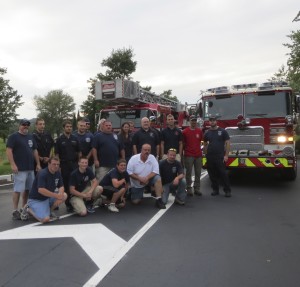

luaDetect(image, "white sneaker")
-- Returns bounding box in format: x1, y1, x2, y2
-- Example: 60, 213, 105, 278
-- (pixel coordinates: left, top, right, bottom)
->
108, 203, 119, 213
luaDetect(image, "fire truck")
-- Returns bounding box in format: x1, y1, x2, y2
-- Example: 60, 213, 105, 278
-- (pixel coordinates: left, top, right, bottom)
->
95, 79, 190, 131
199, 81, 300, 180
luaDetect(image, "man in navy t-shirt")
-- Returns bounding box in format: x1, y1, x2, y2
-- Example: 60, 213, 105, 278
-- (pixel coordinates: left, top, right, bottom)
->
92, 120, 125, 181
203, 115, 231, 197
6, 119, 41, 220
24, 156, 67, 223
69, 157, 103, 216
100, 159, 130, 213
159, 148, 186, 205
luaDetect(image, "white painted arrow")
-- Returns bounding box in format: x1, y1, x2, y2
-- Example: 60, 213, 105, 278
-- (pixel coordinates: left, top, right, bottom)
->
0, 223, 126, 269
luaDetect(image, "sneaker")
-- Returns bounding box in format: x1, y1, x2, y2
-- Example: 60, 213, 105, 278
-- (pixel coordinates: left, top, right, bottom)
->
156, 198, 166, 209
175, 198, 185, 205
50, 211, 60, 220
92, 197, 103, 208
12, 210, 21, 220
225, 192, 232, 198
108, 203, 119, 213
186, 190, 194, 196
66, 206, 74, 213
211, 190, 219, 196
20, 205, 29, 221
194, 191, 202, 196
86, 205, 96, 213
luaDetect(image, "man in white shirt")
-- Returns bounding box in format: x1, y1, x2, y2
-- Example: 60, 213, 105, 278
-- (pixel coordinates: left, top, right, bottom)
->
127, 144, 165, 209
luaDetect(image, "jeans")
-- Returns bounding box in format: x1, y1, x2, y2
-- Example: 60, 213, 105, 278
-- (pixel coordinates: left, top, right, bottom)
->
183, 156, 202, 192
162, 178, 187, 204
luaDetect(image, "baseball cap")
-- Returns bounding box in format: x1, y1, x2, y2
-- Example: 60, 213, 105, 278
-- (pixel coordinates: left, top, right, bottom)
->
208, 114, 217, 121
19, 119, 31, 126
189, 115, 197, 121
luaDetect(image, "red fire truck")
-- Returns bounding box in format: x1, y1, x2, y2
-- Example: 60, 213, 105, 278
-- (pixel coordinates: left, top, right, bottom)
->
199, 81, 299, 180
95, 79, 191, 131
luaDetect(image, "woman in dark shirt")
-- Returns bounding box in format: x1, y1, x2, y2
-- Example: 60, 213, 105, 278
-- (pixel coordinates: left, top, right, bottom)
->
118, 122, 133, 163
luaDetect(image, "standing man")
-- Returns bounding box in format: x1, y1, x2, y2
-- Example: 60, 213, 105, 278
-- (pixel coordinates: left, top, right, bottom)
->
203, 115, 231, 197
73, 119, 94, 166
182, 115, 203, 196
132, 117, 160, 158
159, 148, 187, 205
22, 156, 67, 223
100, 159, 130, 213
161, 114, 183, 161
6, 119, 41, 220
55, 120, 81, 212
92, 120, 125, 181
69, 157, 103, 216
127, 144, 166, 209
33, 118, 54, 170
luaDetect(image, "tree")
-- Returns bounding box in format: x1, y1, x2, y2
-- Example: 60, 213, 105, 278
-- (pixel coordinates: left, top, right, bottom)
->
81, 47, 137, 131
0, 68, 23, 141
268, 65, 288, 82
160, 89, 179, 102
284, 21, 300, 92
34, 90, 75, 136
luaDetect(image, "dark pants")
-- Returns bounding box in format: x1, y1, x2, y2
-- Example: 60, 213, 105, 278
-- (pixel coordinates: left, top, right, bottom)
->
61, 161, 78, 207
206, 157, 231, 193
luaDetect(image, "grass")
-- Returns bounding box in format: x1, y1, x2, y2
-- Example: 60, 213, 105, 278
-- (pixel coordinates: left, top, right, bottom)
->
0, 139, 11, 175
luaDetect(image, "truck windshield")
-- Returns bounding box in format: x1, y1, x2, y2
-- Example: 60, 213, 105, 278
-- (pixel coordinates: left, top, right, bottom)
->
203, 95, 242, 120
245, 92, 288, 118
100, 109, 149, 128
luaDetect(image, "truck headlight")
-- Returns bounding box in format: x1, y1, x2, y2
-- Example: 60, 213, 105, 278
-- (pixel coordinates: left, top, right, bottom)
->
277, 136, 287, 143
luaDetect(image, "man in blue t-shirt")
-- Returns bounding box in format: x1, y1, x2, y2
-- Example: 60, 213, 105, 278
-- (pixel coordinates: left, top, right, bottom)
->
100, 159, 130, 213
92, 120, 125, 181
69, 157, 103, 216
6, 119, 41, 220
73, 119, 94, 167
22, 156, 67, 223
203, 115, 231, 197
159, 148, 186, 205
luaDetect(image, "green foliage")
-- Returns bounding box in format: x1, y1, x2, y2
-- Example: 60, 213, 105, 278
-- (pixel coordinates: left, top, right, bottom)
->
82, 47, 137, 131
0, 138, 11, 175
160, 89, 179, 102
98, 47, 137, 80
0, 68, 23, 142
33, 89, 76, 136
284, 29, 300, 92
268, 65, 288, 82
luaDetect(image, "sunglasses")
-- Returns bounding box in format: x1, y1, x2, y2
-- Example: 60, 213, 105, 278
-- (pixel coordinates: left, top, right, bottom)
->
21, 124, 30, 127
168, 148, 177, 153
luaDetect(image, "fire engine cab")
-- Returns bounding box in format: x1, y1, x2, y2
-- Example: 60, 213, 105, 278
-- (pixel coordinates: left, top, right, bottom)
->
95, 79, 190, 131
199, 81, 299, 180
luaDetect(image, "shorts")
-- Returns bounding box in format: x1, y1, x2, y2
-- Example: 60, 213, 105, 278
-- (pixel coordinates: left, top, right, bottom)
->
28, 197, 56, 220
131, 174, 161, 201
13, 171, 34, 193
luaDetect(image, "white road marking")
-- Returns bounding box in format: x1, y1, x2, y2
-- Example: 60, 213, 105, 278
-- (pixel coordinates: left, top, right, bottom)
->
0, 171, 208, 287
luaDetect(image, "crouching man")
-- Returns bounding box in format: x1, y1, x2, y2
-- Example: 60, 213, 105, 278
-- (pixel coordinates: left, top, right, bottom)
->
127, 144, 166, 209
100, 159, 130, 213
22, 156, 67, 223
159, 148, 187, 205
69, 157, 103, 216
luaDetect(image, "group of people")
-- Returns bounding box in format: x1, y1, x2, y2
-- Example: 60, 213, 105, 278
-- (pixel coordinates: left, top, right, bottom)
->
6, 113, 231, 224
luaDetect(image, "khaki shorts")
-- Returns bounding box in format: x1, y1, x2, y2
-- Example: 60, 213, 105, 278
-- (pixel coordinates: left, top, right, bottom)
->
70, 186, 102, 214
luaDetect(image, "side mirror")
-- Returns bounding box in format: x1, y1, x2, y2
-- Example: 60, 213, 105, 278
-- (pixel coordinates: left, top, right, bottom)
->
296, 95, 300, 112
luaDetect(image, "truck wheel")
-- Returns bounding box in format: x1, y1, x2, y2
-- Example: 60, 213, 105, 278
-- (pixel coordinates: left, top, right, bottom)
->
281, 167, 297, 181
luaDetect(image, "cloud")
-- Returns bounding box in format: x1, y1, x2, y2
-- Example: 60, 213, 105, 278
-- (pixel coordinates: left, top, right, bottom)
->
0, 0, 298, 118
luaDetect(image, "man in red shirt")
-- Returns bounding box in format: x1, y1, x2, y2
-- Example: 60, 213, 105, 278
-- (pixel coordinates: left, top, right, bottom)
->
182, 115, 203, 196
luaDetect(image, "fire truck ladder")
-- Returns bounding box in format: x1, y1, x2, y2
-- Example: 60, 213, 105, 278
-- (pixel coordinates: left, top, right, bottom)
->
137, 89, 178, 110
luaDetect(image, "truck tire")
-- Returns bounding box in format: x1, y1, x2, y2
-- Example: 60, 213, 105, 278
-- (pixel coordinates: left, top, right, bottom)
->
281, 167, 297, 181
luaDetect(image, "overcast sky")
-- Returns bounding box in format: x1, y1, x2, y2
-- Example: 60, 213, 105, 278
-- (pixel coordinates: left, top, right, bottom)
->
0, 0, 299, 119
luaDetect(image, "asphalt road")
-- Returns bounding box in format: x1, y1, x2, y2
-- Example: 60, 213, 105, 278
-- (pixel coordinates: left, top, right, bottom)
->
0, 166, 300, 287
